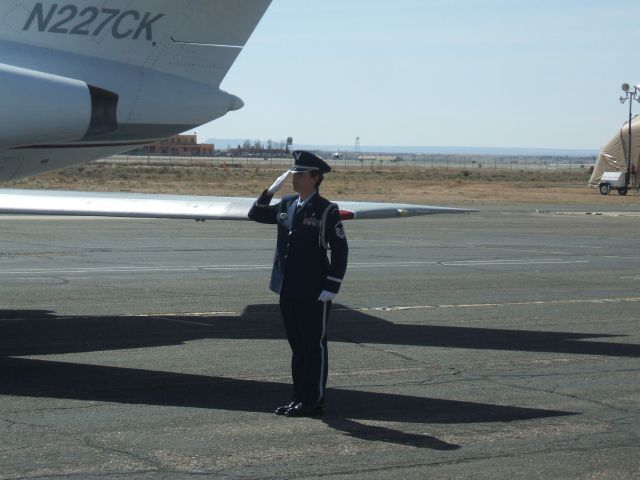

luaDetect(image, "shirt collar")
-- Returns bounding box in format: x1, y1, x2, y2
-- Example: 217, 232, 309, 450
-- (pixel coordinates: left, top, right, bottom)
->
297, 191, 317, 207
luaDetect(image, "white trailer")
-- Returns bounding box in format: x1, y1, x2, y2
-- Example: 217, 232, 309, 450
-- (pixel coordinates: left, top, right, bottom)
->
598, 171, 628, 195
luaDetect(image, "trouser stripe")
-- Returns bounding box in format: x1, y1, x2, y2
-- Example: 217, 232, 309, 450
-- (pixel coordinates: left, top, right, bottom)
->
318, 300, 328, 404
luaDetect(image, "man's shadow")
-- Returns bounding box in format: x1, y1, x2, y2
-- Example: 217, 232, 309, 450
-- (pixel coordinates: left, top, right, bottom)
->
0, 355, 571, 450
5, 305, 631, 448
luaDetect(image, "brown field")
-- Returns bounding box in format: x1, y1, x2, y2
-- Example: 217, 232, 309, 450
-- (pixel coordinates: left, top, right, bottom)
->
7, 163, 639, 206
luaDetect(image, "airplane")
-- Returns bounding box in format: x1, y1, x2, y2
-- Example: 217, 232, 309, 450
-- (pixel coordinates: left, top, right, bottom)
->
0, 0, 473, 221
331, 152, 343, 160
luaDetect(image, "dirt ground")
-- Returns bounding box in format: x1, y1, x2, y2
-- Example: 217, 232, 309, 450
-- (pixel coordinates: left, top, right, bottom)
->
7, 163, 640, 207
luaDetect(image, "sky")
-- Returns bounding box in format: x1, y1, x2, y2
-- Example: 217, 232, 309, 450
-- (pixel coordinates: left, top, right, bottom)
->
194, 1, 640, 151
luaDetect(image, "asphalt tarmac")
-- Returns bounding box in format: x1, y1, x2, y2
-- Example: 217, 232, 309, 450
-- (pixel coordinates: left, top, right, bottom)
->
1, 204, 640, 479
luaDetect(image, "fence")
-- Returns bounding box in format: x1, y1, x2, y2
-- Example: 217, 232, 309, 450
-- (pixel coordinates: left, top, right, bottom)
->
102, 154, 596, 172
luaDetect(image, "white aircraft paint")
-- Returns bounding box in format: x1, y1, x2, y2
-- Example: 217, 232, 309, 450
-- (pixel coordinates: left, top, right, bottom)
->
0, 0, 474, 220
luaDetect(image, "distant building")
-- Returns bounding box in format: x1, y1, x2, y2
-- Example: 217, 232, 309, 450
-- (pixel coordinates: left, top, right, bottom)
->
128, 134, 214, 157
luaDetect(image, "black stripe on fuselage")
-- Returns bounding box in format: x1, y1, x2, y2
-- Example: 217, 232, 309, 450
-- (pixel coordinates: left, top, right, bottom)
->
10, 123, 195, 150
12, 141, 151, 150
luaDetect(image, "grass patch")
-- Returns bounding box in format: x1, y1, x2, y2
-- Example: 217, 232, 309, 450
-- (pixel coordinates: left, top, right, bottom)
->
6, 162, 601, 205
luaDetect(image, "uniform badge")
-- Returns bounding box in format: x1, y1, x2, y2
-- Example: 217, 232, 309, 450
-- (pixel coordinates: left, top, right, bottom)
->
279, 213, 288, 220
335, 221, 346, 239
303, 216, 320, 227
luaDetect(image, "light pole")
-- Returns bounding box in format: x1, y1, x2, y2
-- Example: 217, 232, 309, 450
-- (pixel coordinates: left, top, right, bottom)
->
619, 83, 640, 188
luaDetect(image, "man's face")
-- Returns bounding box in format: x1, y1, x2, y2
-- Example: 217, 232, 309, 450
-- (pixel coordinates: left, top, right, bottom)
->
292, 170, 317, 194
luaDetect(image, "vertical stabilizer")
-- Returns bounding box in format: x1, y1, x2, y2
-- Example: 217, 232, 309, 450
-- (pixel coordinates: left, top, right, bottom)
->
0, 0, 272, 86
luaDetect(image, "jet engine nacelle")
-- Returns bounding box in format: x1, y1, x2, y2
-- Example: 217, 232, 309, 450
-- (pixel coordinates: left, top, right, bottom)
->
0, 63, 118, 149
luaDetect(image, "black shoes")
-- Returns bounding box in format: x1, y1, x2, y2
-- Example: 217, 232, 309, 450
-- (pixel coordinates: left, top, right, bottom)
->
283, 402, 324, 417
274, 400, 298, 416
275, 399, 325, 417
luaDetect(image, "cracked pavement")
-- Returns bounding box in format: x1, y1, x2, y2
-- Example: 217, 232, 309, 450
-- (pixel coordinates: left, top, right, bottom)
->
1, 207, 640, 479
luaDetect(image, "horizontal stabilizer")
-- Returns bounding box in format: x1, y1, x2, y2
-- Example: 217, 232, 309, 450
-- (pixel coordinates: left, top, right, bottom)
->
0, 189, 476, 221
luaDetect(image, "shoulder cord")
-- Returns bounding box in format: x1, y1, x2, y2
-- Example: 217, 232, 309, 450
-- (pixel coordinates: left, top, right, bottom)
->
319, 203, 337, 250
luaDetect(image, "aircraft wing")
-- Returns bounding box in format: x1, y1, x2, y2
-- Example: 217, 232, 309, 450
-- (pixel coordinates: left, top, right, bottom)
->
0, 189, 475, 221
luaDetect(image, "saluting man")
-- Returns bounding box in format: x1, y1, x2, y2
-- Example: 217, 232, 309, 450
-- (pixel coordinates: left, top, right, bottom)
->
248, 151, 348, 417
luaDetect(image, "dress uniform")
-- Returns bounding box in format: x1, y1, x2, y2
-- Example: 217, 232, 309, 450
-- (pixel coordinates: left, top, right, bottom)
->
248, 151, 348, 417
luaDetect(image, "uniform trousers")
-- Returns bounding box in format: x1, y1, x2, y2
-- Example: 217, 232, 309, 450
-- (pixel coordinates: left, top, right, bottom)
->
279, 296, 331, 405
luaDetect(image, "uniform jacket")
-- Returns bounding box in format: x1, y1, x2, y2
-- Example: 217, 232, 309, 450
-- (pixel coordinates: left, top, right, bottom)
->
248, 190, 348, 299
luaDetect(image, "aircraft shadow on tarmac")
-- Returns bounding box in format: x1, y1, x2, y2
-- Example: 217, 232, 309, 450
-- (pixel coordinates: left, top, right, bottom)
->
2, 305, 639, 358
5, 304, 635, 449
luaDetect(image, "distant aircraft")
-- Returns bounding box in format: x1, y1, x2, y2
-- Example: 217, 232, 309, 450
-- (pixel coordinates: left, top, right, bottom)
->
331, 152, 344, 160
0, 0, 472, 220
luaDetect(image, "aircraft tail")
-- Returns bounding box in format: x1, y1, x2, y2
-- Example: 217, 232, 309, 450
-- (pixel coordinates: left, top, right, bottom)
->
0, 0, 272, 86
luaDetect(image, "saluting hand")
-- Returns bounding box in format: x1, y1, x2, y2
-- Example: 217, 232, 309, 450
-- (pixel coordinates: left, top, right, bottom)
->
267, 170, 291, 194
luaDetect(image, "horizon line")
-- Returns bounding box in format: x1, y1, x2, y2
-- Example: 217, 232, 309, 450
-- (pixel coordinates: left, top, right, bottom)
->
203, 138, 599, 156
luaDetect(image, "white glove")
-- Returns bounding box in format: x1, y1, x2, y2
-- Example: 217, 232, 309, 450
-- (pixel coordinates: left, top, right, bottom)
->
318, 290, 337, 302
267, 170, 290, 194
